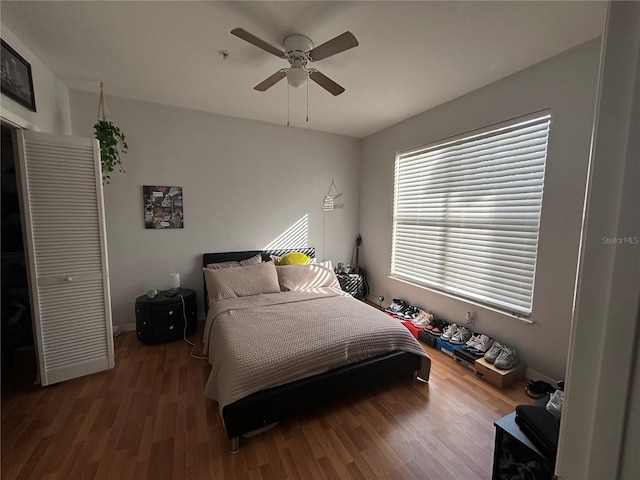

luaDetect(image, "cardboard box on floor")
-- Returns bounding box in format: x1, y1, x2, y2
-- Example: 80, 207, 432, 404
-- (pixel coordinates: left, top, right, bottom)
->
475, 357, 525, 388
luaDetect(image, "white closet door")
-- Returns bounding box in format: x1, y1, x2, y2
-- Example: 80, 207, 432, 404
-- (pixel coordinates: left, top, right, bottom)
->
15, 130, 114, 386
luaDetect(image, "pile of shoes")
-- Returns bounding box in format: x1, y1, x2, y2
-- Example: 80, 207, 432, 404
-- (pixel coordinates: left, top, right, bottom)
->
385, 299, 449, 337
384, 299, 434, 324
384, 299, 431, 339
525, 380, 557, 399
484, 342, 519, 370
384, 299, 420, 320
384, 299, 522, 371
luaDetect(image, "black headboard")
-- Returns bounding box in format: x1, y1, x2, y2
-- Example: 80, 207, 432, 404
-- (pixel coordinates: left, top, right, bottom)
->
202, 247, 316, 311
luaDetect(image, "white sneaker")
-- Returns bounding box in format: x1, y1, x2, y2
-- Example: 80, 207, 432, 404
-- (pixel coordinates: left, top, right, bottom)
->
472, 335, 494, 355
463, 334, 481, 351
441, 323, 458, 342
411, 309, 434, 327
450, 326, 472, 344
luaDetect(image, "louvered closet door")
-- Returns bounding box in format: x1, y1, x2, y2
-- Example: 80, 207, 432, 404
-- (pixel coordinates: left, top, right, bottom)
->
15, 130, 114, 386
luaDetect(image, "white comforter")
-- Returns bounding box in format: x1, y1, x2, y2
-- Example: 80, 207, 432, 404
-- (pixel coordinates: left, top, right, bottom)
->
203, 288, 430, 415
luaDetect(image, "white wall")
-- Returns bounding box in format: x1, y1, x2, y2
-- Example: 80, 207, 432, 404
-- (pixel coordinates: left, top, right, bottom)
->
0, 24, 71, 134
359, 39, 601, 380
68, 90, 361, 325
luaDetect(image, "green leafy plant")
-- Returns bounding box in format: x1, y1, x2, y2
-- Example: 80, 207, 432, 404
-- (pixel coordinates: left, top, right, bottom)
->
94, 119, 128, 184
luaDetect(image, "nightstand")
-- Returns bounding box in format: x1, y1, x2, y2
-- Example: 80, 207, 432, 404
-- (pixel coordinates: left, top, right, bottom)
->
336, 273, 364, 300
135, 288, 197, 344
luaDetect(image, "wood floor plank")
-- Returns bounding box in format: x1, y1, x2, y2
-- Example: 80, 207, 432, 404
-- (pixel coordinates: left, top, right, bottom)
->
2, 323, 534, 479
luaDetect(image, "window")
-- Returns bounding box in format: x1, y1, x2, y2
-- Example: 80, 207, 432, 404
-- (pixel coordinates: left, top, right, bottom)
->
392, 112, 551, 316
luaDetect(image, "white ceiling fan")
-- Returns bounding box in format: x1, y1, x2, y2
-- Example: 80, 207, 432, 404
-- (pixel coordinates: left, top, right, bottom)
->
231, 28, 359, 96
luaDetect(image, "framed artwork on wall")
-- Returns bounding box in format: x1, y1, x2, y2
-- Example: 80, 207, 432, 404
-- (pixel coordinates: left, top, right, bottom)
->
143, 186, 184, 229
1, 39, 36, 112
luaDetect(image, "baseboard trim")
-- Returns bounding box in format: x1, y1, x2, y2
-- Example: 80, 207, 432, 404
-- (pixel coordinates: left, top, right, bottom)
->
113, 323, 136, 336
525, 367, 560, 387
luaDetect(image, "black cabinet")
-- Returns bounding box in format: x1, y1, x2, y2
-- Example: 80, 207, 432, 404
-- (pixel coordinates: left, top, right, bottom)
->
135, 289, 197, 344
493, 412, 554, 480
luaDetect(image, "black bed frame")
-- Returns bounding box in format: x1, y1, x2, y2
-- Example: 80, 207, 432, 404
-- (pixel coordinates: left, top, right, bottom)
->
202, 248, 425, 452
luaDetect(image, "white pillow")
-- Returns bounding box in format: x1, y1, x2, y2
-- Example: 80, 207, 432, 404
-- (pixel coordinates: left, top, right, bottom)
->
204, 261, 280, 300
206, 253, 262, 269
276, 260, 340, 291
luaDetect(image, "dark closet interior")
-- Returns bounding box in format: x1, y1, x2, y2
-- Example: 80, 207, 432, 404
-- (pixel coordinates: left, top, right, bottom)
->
1, 123, 37, 390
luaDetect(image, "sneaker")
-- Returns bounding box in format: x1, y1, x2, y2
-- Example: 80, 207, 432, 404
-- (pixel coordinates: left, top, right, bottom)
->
425, 317, 441, 331
412, 309, 434, 327
525, 380, 555, 399
450, 326, 472, 344
472, 335, 494, 355
400, 305, 420, 320
430, 320, 447, 336
462, 334, 481, 351
384, 299, 407, 315
494, 346, 518, 370
484, 341, 504, 363
441, 323, 458, 342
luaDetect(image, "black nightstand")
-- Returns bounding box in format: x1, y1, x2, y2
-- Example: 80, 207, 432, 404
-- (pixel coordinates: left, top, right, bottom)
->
135, 288, 197, 344
336, 273, 364, 300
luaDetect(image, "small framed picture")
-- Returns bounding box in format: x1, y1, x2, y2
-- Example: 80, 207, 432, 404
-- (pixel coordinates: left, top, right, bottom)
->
143, 186, 184, 229
1, 39, 36, 112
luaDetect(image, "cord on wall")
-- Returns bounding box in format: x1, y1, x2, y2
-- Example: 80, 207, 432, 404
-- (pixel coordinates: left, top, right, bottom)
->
178, 294, 208, 360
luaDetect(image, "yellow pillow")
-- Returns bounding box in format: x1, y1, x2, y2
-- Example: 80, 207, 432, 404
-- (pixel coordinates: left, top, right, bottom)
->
278, 251, 310, 266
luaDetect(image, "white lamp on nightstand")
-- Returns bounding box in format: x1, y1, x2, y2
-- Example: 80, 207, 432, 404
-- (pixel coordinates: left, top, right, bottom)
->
168, 273, 180, 295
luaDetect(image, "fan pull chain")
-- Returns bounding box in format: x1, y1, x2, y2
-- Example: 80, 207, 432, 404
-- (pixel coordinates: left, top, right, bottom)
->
306, 78, 309, 123
286, 82, 290, 127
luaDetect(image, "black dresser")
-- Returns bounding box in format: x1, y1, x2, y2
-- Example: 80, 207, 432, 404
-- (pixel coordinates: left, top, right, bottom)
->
135, 288, 197, 344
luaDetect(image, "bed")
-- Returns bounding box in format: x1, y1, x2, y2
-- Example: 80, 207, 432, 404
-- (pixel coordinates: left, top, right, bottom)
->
202, 248, 431, 452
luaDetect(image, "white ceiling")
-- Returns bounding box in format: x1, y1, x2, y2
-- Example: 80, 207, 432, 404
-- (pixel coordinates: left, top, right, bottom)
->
1, 1, 605, 138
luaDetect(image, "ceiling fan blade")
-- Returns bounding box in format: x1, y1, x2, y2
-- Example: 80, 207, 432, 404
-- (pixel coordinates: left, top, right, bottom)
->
309, 70, 345, 96
308, 31, 358, 61
254, 70, 287, 91
231, 28, 285, 58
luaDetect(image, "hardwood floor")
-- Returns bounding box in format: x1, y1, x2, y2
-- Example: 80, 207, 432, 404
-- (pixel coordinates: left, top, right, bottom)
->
2, 324, 532, 480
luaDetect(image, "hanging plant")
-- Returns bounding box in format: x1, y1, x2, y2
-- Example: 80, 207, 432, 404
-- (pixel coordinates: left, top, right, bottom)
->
94, 82, 128, 184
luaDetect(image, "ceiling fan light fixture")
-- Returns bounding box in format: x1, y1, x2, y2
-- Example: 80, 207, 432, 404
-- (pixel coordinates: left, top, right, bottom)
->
287, 67, 307, 88
232, 28, 357, 97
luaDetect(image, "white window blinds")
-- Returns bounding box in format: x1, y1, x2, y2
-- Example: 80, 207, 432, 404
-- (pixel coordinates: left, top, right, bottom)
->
392, 112, 551, 316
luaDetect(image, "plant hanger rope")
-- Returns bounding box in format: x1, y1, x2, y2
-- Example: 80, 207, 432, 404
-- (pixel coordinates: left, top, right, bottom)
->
97, 82, 110, 121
